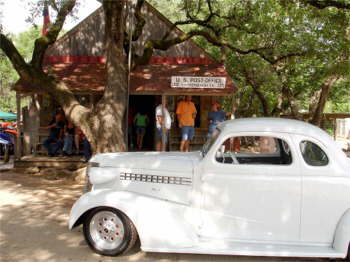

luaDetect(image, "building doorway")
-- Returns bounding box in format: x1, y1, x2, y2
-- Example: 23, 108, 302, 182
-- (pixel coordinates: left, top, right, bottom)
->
129, 95, 156, 151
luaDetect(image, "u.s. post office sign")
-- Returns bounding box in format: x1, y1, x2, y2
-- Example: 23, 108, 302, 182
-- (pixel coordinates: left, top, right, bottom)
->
171, 76, 226, 89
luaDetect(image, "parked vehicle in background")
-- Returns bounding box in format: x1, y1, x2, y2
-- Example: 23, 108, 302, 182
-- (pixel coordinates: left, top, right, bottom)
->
69, 118, 350, 260
0, 122, 17, 162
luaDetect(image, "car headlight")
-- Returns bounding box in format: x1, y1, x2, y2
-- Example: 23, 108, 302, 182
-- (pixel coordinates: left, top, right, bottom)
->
84, 162, 100, 193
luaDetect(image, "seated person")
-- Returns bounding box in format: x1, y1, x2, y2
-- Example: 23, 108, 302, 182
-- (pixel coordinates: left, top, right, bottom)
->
41, 110, 65, 157
62, 121, 75, 156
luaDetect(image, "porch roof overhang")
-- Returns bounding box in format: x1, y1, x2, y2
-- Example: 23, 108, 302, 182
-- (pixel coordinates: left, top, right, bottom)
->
130, 63, 235, 96
14, 56, 235, 96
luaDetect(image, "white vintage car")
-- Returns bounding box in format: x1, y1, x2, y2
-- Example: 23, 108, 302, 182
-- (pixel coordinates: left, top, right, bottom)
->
69, 118, 350, 259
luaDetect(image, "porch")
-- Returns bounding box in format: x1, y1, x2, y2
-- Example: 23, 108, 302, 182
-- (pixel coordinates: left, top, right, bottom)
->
14, 155, 87, 169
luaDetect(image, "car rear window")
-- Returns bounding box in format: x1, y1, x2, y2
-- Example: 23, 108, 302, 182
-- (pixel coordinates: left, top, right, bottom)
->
300, 140, 329, 166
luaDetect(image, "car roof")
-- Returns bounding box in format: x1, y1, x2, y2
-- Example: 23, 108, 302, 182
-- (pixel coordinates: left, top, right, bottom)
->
219, 118, 331, 142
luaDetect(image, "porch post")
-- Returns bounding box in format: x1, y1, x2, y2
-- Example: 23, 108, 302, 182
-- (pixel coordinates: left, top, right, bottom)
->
161, 94, 166, 152
32, 94, 41, 155
15, 92, 22, 159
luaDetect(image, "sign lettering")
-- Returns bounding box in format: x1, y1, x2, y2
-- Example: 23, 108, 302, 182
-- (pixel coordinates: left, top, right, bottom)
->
171, 76, 226, 89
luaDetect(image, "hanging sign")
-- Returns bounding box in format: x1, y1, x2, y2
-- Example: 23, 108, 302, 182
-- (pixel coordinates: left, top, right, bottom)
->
171, 76, 226, 89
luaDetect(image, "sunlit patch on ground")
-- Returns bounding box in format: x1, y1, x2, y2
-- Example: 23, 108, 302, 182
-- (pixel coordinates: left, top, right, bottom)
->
0, 171, 328, 262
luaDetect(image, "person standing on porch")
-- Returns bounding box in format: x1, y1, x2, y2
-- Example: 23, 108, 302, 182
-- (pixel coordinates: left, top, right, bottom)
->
176, 95, 197, 152
207, 102, 226, 138
155, 97, 171, 151
134, 110, 149, 150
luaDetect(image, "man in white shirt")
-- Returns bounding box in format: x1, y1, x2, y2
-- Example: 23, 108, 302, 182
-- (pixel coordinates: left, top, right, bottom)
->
155, 97, 171, 151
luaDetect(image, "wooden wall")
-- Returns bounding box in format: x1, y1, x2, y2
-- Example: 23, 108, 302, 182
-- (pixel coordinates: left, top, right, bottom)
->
46, 2, 211, 59
46, 9, 105, 56
132, 3, 209, 58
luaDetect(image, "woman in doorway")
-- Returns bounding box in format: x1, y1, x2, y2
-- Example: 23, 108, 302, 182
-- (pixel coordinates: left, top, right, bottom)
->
134, 110, 149, 150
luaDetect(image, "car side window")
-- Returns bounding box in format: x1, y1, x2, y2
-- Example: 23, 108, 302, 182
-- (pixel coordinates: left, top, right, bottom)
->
216, 136, 292, 165
300, 140, 328, 166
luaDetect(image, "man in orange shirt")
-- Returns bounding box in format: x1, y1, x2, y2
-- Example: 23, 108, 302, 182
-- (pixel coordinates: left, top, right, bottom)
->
176, 96, 197, 152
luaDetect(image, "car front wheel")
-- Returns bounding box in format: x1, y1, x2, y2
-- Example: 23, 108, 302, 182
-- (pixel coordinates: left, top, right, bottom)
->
83, 207, 138, 256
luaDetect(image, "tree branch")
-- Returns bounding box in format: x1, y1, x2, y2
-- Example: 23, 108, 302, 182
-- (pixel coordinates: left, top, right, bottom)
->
305, 0, 350, 9
0, 33, 32, 82
1, 31, 90, 128
163, 0, 219, 40
49, 0, 59, 12
137, 29, 306, 67
31, 0, 76, 69
132, 0, 146, 41
124, 0, 146, 60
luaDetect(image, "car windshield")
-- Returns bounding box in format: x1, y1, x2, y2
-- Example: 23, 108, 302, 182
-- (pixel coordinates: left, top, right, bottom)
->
201, 128, 221, 157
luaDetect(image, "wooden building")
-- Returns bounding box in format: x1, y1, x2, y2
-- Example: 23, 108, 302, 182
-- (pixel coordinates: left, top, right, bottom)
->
14, 1, 235, 159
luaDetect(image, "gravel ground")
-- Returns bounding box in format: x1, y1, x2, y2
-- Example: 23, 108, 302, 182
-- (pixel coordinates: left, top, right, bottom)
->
0, 170, 331, 262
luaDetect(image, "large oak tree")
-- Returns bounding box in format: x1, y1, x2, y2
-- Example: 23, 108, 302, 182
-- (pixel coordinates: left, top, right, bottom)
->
0, 0, 291, 153
165, 0, 349, 124
1, 0, 349, 154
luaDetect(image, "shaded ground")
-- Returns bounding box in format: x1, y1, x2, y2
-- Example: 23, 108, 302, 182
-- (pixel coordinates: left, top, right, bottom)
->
0, 157, 13, 171
0, 170, 329, 262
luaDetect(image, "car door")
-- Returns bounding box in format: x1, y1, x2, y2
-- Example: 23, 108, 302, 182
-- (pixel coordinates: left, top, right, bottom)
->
294, 134, 350, 244
198, 132, 302, 242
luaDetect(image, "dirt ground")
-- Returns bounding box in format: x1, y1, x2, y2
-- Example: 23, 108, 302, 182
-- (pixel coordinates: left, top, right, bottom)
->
0, 169, 328, 262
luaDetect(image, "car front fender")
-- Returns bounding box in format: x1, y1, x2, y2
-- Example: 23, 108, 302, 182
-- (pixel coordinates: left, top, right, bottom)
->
69, 189, 140, 230
69, 189, 198, 249
333, 208, 350, 256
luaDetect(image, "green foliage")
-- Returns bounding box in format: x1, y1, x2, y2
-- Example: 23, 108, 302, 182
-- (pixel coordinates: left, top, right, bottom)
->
150, 0, 350, 117
14, 26, 41, 62
0, 26, 41, 112
0, 38, 18, 112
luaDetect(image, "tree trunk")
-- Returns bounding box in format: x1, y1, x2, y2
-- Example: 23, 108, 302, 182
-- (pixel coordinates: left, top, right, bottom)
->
247, 79, 269, 116
282, 86, 302, 120
310, 75, 339, 126
1, 1, 129, 155
243, 68, 270, 116
87, 0, 128, 154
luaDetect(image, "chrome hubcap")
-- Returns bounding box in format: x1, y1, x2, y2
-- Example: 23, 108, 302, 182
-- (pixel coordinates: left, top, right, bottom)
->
90, 211, 124, 250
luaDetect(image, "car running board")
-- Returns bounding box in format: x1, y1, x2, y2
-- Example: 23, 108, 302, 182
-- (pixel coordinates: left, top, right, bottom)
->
142, 240, 345, 258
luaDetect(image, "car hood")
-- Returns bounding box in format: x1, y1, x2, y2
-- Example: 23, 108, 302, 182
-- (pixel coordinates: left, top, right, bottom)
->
90, 152, 202, 205
91, 151, 201, 172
